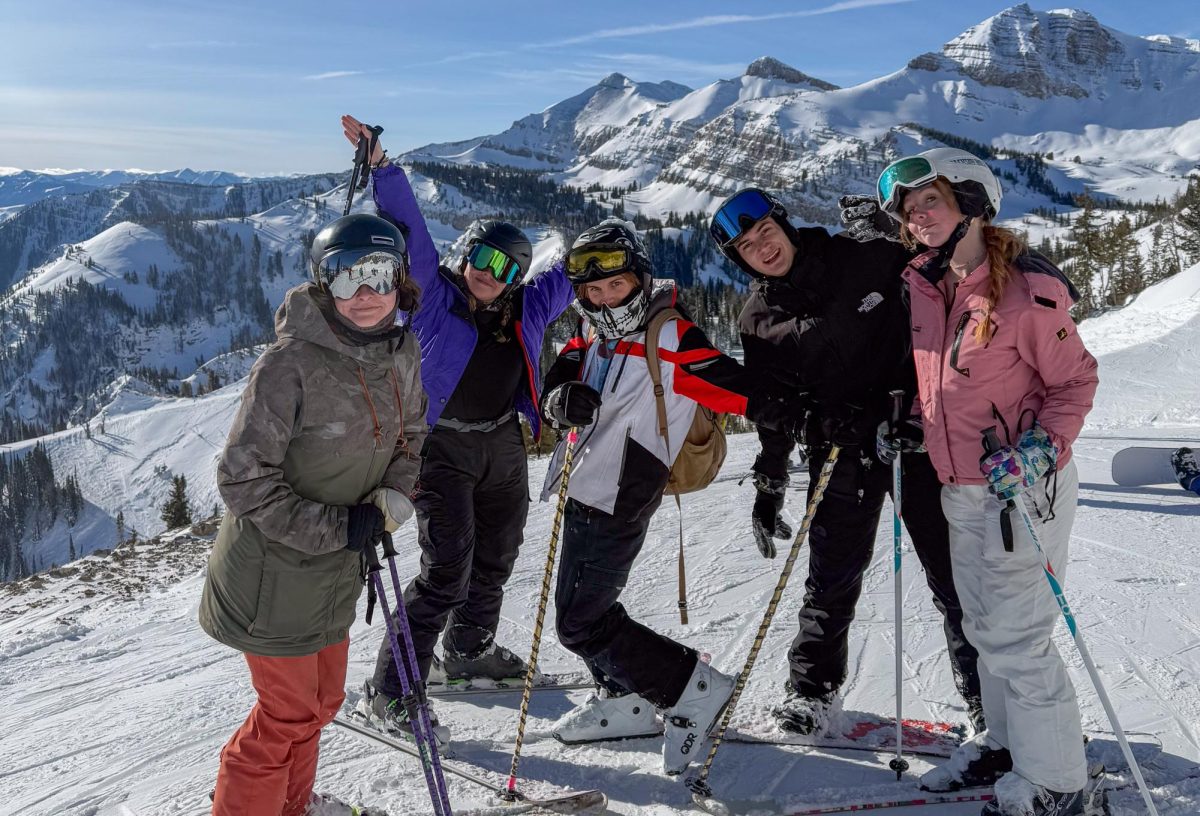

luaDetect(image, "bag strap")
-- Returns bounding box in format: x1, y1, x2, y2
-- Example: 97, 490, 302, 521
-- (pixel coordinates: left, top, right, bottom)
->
645, 307, 689, 625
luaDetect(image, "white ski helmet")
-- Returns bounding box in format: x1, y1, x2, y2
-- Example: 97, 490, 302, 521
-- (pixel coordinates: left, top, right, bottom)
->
877, 147, 1002, 223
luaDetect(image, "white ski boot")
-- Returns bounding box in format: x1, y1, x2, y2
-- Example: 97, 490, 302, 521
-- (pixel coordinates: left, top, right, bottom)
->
661, 660, 735, 775
551, 688, 661, 744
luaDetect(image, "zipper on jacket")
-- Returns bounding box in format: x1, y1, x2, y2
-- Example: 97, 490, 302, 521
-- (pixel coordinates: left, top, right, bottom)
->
949, 312, 972, 378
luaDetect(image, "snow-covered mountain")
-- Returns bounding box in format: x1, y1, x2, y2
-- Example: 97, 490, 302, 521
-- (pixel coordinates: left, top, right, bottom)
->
407, 72, 692, 170
403, 5, 1200, 222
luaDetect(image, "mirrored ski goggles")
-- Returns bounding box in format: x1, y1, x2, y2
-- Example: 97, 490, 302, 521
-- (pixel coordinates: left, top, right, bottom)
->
565, 247, 633, 282
318, 248, 406, 300
467, 242, 522, 286
877, 156, 936, 216
710, 189, 774, 247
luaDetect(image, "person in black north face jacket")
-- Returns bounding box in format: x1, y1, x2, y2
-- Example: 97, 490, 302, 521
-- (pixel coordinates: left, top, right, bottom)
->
710, 188, 983, 737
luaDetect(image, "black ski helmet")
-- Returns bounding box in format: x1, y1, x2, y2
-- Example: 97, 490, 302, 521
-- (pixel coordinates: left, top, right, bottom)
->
709, 188, 797, 277
567, 217, 653, 292
461, 220, 533, 283
309, 213, 408, 288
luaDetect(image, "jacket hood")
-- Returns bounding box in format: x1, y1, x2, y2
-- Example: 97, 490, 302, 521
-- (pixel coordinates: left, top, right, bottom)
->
274, 283, 403, 369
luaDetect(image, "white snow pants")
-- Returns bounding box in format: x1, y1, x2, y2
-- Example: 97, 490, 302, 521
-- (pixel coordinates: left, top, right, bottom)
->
940, 460, 1087, 793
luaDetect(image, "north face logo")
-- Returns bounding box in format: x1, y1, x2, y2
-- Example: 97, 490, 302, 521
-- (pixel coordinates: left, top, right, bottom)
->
858, 292, 884, 313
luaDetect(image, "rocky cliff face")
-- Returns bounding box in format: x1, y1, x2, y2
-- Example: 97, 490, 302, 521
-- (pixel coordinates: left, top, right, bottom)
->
908, 4, 1183, 99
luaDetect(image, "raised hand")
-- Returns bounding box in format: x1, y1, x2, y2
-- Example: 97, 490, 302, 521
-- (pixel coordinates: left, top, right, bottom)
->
341, 114, 386, 166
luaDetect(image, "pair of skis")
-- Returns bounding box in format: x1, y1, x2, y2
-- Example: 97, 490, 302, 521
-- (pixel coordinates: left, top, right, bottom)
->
333, 716, 605, 815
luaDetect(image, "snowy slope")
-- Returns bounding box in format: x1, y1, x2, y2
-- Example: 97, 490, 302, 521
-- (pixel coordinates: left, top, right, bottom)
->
1080, 261, 1200, 428
0, 265, 1198, 814
0, 428, 1196, 816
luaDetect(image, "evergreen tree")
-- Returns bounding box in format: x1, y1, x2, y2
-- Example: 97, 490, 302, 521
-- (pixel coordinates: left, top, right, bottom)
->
160, 475, 193, 529
1176, 178, 1200, 266
116, 510, 125, 547
68, 534, 76, 561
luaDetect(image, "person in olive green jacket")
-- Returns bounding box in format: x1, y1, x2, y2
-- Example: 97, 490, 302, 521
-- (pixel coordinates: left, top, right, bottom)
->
200, 213, 427, 816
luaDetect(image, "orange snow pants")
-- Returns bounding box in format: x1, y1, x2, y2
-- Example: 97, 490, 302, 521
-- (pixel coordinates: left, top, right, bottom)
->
211, 638, 349, 816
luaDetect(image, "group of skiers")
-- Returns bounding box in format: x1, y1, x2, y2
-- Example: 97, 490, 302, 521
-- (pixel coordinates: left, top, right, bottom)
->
197, 114, 1101, 816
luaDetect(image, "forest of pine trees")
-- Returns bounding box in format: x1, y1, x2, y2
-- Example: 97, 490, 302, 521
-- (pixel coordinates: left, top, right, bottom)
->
0, 443, 85, 581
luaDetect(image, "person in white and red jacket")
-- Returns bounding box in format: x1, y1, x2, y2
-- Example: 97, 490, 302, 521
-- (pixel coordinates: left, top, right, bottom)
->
538, 218, 795, 777
876, 148, 1099, 816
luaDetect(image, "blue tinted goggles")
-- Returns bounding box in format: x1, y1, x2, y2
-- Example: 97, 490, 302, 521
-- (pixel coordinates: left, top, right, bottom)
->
710, 189, 775, 247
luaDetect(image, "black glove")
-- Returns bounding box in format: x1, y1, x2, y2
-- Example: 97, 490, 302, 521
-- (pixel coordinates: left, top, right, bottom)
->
346, 503, 385, 553
839, 194, 902, 244
750, 473, 792, 559
876, 417, 926, 464
542, 381, 602, 428
818, 402, 868, 447
747, 390, 810, 443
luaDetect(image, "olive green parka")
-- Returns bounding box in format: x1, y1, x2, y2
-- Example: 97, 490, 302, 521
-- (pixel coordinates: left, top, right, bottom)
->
199, 284, 427, 656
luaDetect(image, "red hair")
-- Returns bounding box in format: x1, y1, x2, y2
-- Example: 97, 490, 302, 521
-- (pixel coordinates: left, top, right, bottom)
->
898, 178, 1025, 343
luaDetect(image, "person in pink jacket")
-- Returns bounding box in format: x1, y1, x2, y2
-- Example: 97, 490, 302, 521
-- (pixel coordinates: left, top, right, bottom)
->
875, 148, 1099, 816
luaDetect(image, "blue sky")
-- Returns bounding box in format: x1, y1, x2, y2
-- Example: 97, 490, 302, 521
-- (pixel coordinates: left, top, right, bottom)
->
2, 0, 1197, 176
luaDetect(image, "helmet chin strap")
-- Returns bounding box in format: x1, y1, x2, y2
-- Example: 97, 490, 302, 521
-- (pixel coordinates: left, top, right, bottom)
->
921, 216, 974, 282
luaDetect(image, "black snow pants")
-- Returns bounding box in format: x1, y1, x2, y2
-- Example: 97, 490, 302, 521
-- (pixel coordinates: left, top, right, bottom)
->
554, 497, 698, 709
372, 417, 529, 696
788, 446, 981, 714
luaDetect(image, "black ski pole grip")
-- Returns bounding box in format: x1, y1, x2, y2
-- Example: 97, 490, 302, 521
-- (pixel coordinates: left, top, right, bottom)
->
980, 426, 1015, 552
889, 390, 904, 427
364, 537, 383, 573
381, 530, 398, 560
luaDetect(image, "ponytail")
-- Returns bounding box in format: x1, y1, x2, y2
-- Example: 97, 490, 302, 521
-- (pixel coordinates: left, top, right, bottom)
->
974, 225, 1025, 343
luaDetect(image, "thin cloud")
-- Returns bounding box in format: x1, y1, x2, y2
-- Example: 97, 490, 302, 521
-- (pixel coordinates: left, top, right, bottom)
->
304, 70, 367, 81
537, 0, 916, 48
146, 40, 244, 50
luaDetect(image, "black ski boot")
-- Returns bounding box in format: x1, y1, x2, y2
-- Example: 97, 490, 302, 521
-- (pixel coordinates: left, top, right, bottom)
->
440, 625, 540, 684
980, 780, 1084, 815
356, 681, 450, 747
771, 682, 839, 736
920, 731, 1013, 791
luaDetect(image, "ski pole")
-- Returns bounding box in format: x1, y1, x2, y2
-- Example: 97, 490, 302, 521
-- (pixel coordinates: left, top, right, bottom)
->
505, 427, 580, 800
367, 535, 454, 816
688, 445, 842, 801
981, 427, 1159, 816
343, 124, 383, 216
888, 390, 909, 780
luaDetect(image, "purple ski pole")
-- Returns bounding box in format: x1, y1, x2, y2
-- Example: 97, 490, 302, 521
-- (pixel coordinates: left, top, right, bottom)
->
366, 535, 454, 815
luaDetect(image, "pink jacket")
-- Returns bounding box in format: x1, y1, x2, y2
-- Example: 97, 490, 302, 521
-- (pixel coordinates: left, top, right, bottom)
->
904, 252, 1098, 486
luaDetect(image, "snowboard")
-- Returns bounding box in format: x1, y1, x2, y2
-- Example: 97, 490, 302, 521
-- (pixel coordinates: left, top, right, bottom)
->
1111, 446, 1182, 486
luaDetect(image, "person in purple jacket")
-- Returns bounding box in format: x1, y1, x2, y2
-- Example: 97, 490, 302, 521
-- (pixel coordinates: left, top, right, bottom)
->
341, 116, 575, 744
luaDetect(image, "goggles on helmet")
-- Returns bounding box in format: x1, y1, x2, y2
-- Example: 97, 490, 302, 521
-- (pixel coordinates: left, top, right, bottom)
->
565, 246, 634, 283
467, 242, 522, 286
877, 156, 937, 217
317, 248, 406, 300
710, 189, 775, 247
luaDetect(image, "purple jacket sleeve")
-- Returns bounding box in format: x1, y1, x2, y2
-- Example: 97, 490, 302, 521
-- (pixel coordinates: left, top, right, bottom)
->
371, 164, 441, 294
521, 259, 574, 329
